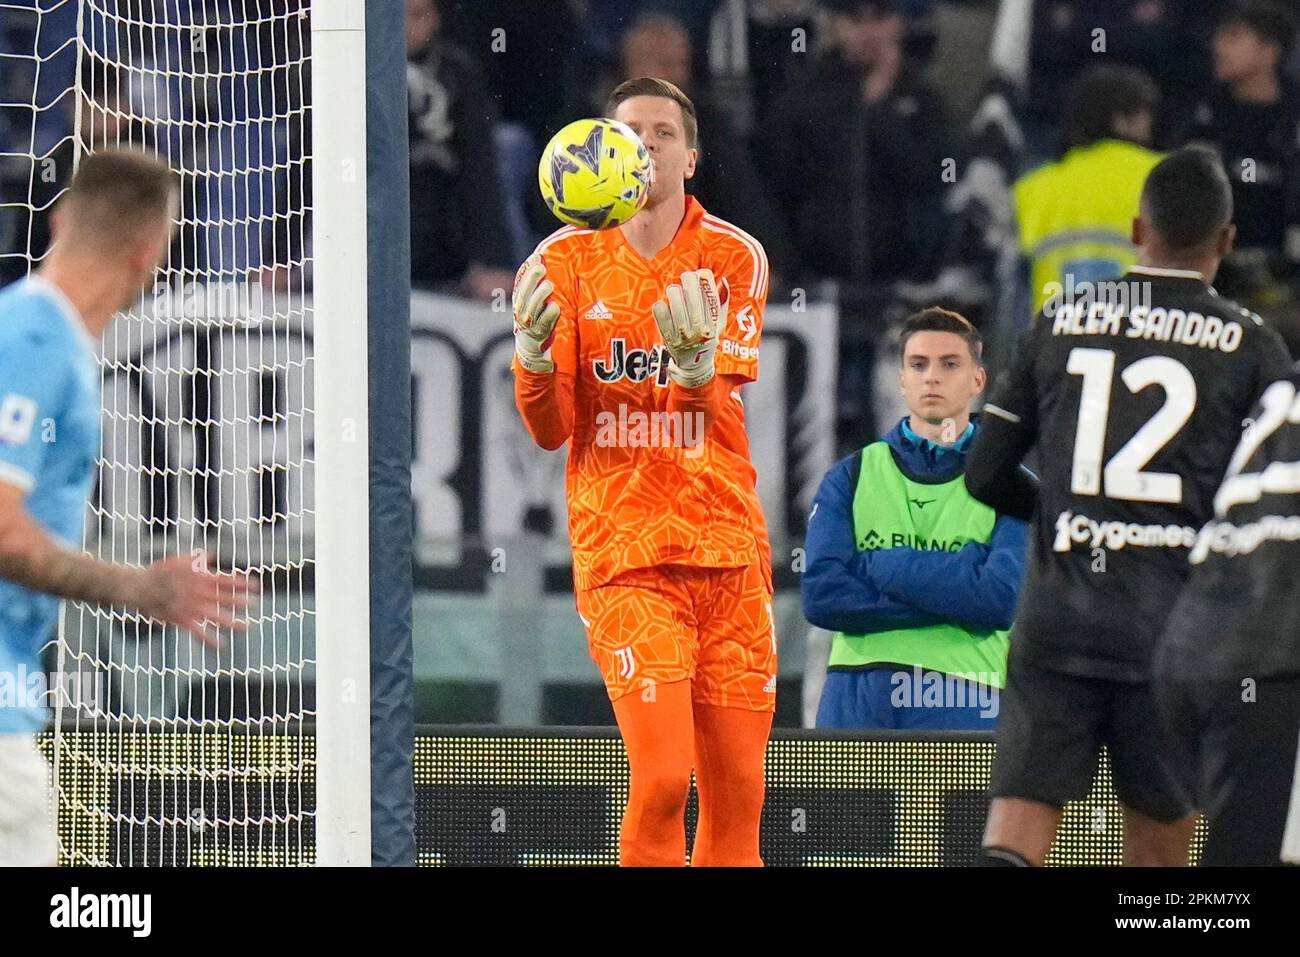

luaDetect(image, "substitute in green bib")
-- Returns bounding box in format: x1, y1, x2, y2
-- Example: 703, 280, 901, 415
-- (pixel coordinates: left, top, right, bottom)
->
802, 309, 1028, 729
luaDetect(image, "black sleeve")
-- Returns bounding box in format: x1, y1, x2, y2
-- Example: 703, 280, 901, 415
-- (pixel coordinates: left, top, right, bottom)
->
965, 322, 1041, 520
1257, 323, 1296, 387
964, 415, 1039, 521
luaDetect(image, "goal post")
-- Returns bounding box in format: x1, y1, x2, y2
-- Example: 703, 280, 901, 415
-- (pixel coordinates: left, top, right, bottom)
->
2, 0, 413, 866
359, 0, 416, 868
311, 0, 371, 867
312, 0, 416, 868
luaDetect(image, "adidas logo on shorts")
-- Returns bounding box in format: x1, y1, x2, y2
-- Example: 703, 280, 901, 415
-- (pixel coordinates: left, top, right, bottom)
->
763, 675, 777, 693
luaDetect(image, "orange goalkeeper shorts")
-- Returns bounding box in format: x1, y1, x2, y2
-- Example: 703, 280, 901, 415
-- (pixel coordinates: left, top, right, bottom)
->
575, 563, 777, 712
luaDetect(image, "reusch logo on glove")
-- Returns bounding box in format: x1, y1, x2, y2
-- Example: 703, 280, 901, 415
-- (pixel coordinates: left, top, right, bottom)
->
710, 277, 730, 321
593, 338, 672, 386
512, 255, 539, 302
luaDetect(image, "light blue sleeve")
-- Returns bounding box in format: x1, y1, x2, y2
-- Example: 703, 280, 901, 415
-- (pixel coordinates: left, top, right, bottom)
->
0, 320, 71, 492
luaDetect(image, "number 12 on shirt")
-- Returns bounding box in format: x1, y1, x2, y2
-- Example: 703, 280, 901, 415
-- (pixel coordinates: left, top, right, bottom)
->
1066, 347, 1197, 504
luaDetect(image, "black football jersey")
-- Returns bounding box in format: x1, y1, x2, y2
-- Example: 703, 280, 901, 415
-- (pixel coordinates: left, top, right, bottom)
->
971, 267, 1293, 680
1156, 366, 1300, 680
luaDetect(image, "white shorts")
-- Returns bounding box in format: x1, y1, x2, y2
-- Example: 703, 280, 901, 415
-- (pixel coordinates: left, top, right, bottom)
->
0, 734, 57, 866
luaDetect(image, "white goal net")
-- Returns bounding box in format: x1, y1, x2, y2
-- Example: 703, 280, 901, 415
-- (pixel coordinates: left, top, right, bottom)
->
0, 0, 342, 865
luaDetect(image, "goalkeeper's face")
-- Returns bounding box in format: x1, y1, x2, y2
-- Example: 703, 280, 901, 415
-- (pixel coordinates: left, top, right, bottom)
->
614, 95, 697, 208
899, 331, 986, 426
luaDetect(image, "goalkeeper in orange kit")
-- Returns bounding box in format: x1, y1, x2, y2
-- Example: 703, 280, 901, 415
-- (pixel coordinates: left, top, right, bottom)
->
511, 77, 775, 866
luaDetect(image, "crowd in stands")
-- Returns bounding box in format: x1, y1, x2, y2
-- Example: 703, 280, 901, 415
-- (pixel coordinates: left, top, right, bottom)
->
4, 0, 1300, 447
409, 0, 1300, 446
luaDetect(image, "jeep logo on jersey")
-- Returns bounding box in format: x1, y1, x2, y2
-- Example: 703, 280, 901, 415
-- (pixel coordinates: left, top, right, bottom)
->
593, 338, 672, 386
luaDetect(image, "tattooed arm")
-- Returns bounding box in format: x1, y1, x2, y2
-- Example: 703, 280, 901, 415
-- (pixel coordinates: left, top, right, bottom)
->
0, 483, 249, 640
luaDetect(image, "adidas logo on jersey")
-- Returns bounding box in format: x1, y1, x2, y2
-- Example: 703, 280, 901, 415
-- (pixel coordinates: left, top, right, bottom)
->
583, 300, 613, 320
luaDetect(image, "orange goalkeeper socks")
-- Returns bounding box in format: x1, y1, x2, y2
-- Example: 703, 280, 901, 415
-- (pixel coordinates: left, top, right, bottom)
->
690, 702, 772, 867
612, 679, 695, 866
612, 682, 772, 866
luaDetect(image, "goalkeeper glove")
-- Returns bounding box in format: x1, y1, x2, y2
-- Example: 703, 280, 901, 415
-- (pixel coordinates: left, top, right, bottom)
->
651, 269, 728, 388
512, 257, 562, 373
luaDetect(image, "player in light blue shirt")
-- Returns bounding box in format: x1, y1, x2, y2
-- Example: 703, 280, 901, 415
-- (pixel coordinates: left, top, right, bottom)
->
0, 274, 103, 733
0, 150, 250, 865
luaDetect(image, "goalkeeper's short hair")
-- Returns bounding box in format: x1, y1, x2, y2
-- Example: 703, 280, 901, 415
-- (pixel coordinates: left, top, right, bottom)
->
606, 76, 699, 150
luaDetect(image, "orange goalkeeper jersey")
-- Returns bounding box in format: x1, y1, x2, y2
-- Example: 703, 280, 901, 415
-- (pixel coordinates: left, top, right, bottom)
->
513, 196, 772, 592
